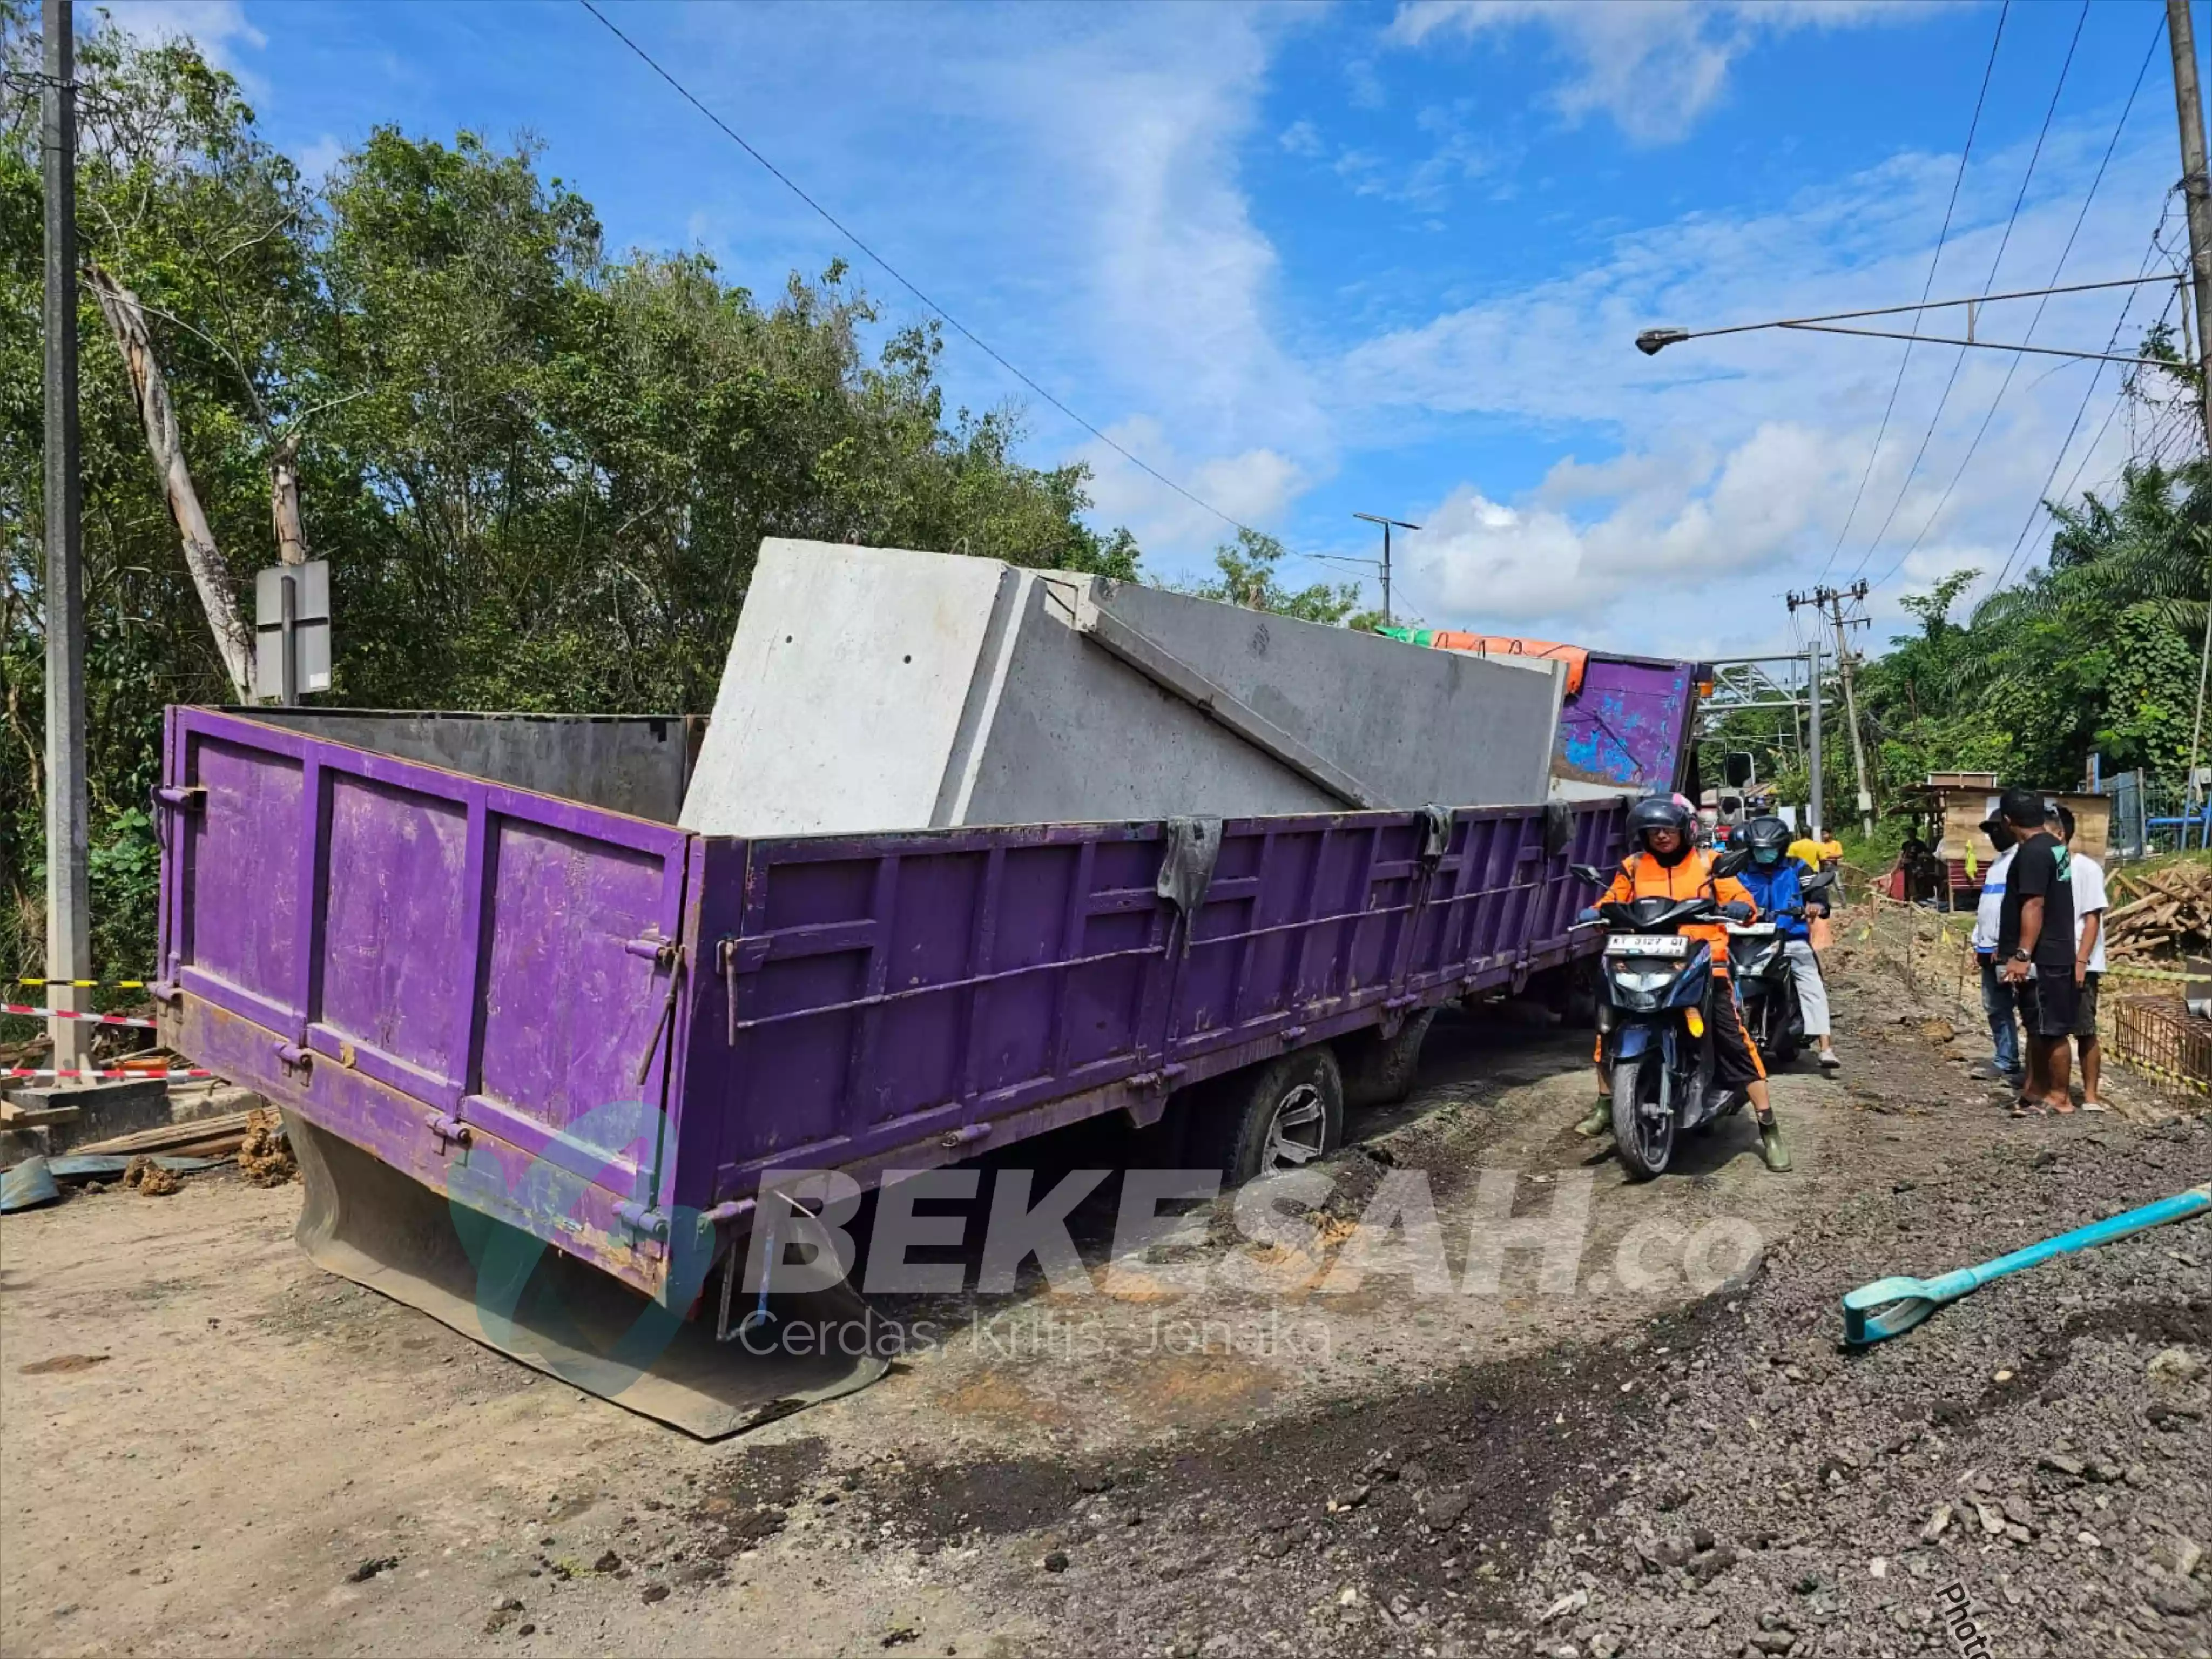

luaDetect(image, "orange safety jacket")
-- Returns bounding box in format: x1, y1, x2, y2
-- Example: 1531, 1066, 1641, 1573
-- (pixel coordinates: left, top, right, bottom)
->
1600, 848, 1758, 972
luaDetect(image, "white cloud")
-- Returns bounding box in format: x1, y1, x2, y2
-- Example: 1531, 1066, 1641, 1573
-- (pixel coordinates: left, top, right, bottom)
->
1077, 417, 1306, 556
1386, 0, 1939, 144
292, 132, 343, 181
98, 0, 265, 72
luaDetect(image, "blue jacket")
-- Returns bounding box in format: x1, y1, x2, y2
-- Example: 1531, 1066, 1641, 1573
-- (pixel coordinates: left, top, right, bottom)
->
1736, 858, 1817, 940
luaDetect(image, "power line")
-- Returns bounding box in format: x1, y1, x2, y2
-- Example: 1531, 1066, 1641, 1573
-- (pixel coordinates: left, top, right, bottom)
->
1977, 218, 2179, 604
1851, 0, 2075, 584
575, 0, 1263, 544
1816, 0, 2011, 583
1868, 2, 2149, 595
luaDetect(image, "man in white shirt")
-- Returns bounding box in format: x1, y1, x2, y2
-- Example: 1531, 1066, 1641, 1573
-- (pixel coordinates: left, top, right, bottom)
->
1967, 815, 2022, 1087
2052, 805, 2107, 1109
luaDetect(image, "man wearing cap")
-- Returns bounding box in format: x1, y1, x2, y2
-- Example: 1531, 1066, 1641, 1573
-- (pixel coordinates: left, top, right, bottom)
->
1994, 785, 2076, 1115
1967, 812, 2023, 1091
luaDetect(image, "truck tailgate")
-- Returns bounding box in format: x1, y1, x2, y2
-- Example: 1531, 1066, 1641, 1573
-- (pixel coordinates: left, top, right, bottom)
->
156, 707, 692, 1299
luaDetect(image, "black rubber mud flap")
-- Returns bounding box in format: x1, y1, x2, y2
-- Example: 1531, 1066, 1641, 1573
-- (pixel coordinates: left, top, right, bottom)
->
287, 1114, 888, 1439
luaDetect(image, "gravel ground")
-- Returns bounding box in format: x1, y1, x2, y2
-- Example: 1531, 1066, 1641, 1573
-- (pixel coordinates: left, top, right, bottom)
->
658, 945, 2212, 1659
3, 913, 2205, 1658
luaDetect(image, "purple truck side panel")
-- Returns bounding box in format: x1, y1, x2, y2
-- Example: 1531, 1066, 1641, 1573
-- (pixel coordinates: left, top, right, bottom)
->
157, 706, 1629, 1305
1555, 656, 1703, 793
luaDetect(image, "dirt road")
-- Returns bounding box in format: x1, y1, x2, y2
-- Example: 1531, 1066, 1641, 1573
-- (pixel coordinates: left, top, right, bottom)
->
2, 927, 2206, 1658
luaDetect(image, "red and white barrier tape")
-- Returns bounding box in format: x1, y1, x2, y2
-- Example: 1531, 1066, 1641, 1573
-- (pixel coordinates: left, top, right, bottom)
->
2, 1002, 159, 1029
3, 1067, 211, 1081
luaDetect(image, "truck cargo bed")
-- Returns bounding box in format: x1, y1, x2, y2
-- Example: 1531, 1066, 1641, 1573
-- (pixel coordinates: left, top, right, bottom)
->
157, 706, 1626, 1310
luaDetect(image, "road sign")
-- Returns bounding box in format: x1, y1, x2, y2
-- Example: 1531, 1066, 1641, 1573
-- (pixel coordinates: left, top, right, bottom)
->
254, 561, 330, 702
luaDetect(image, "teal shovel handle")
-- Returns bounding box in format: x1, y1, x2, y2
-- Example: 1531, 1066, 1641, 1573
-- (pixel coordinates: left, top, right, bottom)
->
1843, 1184, 2211, 1347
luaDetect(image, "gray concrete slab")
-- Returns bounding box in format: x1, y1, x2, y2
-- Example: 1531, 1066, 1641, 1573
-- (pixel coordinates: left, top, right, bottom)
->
679, 539, 1566, 837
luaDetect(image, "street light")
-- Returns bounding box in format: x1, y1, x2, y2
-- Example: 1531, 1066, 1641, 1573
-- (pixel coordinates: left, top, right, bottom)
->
1352, 512, 1419, 627
1634, 272, 2183, 367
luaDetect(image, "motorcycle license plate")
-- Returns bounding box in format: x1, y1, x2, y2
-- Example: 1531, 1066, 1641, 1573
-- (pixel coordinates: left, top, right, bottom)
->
1605, 934, 1690, 957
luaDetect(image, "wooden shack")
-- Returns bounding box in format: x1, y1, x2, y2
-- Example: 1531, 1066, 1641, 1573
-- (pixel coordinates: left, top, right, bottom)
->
1906, 777, 2111, 895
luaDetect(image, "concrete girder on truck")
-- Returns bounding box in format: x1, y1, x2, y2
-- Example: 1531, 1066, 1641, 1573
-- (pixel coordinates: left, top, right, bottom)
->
152, 703, 1634, 1435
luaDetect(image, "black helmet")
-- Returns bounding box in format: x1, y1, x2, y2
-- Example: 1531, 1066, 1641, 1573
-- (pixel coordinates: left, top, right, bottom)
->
1743, 816, 1792, 863
1627, 795, 1695, 863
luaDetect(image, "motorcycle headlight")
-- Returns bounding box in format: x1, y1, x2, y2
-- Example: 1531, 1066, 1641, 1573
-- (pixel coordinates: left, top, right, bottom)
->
1613, 962, 1682, 994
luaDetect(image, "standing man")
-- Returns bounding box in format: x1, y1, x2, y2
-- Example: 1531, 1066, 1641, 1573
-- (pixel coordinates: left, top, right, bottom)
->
1995, 787, 2076, 1116
1967, 814, 2022, 1091
2051, 805, 2107, 1111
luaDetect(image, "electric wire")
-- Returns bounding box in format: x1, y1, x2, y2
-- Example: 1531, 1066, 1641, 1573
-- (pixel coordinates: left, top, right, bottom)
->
1851, 0, 2077, 584
1867, 2, 2146, 595
1978, 222, 2182, 604
1815, 0, 2011, 584
576, 0, 1265, 543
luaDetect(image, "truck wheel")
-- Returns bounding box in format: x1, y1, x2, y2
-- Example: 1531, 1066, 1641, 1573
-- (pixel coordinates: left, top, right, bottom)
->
1338, 1008, 1438, 1109
1610, 1056, 1675, 1181
1196, 1049, 1345, 1185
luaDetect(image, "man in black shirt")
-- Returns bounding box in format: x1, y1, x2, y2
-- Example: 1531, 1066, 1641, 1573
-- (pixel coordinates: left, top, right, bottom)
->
1994, 785, 2076, 1114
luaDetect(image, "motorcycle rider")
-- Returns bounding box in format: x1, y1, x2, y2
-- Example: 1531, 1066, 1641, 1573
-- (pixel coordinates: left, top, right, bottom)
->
1574, 795, 1791, 1171
1734, 816, 1840, 1073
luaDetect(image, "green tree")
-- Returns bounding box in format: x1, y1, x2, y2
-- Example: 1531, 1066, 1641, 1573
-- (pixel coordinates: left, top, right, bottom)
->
1187, 528, 1359, 623
0, 11, 1137, 987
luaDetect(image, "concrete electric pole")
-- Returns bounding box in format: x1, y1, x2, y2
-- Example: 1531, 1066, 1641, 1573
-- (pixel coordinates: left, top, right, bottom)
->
1806, 631, 1824, 842
2167, 0, 2212, 810
42, 0, 93, 1079
1790, 583, 1874, 840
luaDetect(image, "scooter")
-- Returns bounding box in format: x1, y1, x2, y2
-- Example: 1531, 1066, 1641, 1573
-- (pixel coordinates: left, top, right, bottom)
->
1570, 865, 1750, 1180
1730, 870, 1835, 1068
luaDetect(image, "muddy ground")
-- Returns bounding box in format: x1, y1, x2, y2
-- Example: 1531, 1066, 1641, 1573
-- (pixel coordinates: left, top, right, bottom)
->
2, 915, 2207, 1658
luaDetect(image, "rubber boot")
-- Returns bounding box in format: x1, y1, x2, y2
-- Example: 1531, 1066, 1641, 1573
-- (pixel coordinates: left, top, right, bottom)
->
1757, 1116, 1792, 1172
1574, 1100, 1613, 1139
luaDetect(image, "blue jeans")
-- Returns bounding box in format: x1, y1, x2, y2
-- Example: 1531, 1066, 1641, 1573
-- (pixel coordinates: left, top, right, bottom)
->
1979, 955, 2021, 1078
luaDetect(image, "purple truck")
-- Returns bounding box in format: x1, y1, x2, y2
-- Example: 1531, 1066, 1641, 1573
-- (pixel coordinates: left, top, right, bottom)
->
154, 703, 1644, 1429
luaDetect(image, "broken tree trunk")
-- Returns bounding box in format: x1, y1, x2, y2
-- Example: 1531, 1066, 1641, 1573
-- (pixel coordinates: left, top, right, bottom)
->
269, 429, 308, 568
85, 263, 254, 700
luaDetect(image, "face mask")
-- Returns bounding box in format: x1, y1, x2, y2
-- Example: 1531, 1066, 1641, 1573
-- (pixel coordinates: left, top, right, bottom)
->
1755, 849, 1779, 865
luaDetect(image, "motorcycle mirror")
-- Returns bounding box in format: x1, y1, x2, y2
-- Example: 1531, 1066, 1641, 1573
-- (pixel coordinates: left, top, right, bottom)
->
1712, 846, 1751, 878
1569, 862, 1607, 887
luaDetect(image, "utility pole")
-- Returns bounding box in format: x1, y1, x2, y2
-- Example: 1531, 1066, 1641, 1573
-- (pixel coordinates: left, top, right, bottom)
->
42, 0, 92, 1081
2167, 0, 2212, 813
1352, 512, 1419, 628
1806, 631, 1824, 842
2169, 0, 2212, 456
1790, 583, 1873, 839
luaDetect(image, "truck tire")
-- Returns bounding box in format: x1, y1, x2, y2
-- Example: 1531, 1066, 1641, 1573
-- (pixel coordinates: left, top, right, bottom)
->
1338, 1008, 1438, 1109
1195, 1048, 1345, 1185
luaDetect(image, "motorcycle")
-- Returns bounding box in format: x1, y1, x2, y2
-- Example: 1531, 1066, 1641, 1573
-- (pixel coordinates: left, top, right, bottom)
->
1729, 870, 1835, 1068
1570, 863, 1749, 1180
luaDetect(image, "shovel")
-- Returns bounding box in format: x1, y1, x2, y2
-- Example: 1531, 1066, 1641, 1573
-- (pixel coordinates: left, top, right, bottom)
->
1842, 1183, 2212, 1347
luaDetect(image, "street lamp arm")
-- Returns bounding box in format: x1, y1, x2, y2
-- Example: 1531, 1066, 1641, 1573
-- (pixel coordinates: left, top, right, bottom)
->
1635, 271, 2179, 357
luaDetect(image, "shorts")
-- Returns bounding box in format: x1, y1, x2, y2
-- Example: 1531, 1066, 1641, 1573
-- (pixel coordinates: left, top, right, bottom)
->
2025, 970, 2080, 1039
1709, 983, 1768, 1087
2072, 972, 2100, 1040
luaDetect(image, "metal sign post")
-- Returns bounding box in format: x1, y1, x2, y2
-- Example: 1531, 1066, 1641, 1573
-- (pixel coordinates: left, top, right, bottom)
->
254, 560, 331, 703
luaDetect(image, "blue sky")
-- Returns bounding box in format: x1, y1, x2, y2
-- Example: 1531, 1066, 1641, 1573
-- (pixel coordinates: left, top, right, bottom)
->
122, 0, 2200, 662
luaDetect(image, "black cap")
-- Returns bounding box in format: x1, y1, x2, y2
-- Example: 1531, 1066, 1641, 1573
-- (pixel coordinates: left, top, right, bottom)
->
1999, 785, 2047, 829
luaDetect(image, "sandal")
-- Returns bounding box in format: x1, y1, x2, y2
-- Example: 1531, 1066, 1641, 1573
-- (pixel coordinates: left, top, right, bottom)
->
2079, 1100, 2110, 1114
2009, 1098, 2046, 1118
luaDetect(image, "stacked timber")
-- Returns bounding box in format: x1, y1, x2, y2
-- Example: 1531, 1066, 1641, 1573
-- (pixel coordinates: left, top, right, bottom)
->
2103, 861, 2212, 962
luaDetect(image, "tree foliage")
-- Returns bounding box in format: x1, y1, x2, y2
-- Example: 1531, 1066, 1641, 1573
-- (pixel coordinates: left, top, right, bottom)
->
1185, 528, 1361, 624
1851, 458, 2212, 801
0, 11, 1138, 978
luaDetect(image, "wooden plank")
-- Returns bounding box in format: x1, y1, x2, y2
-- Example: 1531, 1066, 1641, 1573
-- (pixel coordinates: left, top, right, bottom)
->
72, 1108, 254, 1156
